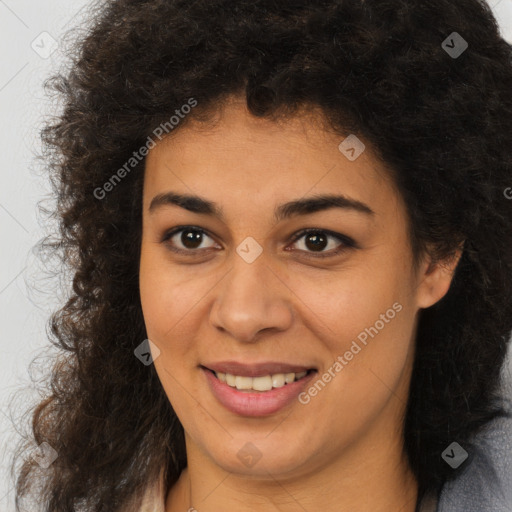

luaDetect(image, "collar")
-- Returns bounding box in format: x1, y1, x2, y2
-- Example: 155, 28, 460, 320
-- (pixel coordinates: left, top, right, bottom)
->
139, 466, 166, 512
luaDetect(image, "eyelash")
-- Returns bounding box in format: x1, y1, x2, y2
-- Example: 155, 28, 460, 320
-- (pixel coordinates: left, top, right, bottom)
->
160, 226, 356, 259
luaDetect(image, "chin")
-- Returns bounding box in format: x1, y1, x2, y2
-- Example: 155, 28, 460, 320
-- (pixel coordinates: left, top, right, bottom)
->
203, 435, 315, 478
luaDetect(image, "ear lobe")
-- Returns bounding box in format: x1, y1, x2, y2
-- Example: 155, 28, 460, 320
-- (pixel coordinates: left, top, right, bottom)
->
415, 248, 463, 310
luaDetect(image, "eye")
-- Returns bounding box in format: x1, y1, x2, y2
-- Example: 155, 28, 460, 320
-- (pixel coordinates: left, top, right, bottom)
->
161, 226, 218, 254
161, 226, 356, 259
287, 228, 355, 258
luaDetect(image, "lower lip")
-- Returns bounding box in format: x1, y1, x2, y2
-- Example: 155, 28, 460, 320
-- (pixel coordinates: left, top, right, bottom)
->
202, 367, 317, 417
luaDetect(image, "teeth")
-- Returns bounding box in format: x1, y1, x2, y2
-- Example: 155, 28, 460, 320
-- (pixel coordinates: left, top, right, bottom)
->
284, 372, 295, 384
271, 373, 285, 388
247, 375, 272, 391
235, 376, 254, 390
214, 370, 309, 391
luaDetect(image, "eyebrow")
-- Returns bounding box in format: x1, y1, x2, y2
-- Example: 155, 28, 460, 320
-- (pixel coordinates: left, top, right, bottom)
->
148, 191, 375, 222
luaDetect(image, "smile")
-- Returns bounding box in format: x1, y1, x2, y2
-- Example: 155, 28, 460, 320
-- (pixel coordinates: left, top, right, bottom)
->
201, 366, 318, 416
213, 370, 312, 392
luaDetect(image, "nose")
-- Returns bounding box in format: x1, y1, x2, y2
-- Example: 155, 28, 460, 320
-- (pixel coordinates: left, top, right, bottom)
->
209, 252, 294, 343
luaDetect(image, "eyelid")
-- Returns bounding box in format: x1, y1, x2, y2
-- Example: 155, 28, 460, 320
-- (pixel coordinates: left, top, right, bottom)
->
161, 225, 356, 258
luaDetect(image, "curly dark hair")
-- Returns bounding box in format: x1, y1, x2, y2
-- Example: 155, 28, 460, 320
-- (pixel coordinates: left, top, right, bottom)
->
11, 0, 512, 510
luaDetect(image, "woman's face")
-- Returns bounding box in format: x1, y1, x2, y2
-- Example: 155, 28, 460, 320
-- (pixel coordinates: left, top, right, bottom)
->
139, 97, 452, 481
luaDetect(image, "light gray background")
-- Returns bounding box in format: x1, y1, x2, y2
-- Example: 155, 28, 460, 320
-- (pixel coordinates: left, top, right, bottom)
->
1, 1, 511, 510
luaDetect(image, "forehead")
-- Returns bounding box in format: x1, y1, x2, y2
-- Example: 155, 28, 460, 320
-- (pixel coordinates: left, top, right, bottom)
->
143, 100, 401, 221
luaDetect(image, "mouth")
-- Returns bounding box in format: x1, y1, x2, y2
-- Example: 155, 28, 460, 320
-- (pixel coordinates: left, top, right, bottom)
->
202, 366, 317, 393
201, 364, 318, 417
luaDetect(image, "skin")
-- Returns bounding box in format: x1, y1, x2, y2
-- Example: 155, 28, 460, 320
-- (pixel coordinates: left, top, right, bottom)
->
139, 95, 460, 512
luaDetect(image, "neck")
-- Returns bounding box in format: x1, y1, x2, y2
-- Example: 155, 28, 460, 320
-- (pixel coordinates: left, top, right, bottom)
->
166, 428, 419, 512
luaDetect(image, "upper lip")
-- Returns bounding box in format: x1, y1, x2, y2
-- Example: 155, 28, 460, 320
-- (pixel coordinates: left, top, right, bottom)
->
202, 361, 316, 378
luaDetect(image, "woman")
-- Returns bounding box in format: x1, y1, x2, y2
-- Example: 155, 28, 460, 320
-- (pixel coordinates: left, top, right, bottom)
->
13, 0, 512, 511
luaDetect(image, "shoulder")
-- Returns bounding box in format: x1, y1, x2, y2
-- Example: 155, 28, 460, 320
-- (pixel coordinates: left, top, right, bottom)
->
437, 410, 512, 512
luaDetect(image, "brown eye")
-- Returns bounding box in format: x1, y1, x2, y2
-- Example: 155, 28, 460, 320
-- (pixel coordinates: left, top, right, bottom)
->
179, 229, 205, 249
303, 232, 328, 252
162, 227, 217, 254
288, 229, 355, 258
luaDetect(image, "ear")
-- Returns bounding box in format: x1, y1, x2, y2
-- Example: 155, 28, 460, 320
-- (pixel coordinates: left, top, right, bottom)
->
415, 246, 464, 309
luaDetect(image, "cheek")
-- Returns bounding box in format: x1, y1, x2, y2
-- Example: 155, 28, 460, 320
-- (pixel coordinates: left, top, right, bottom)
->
139, 250, 204, 409
300, 266, 405, 342
305, 278, 414, 428
301, 264, 415, 394
139, 248, 169, 338
139, 246, 204, 343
